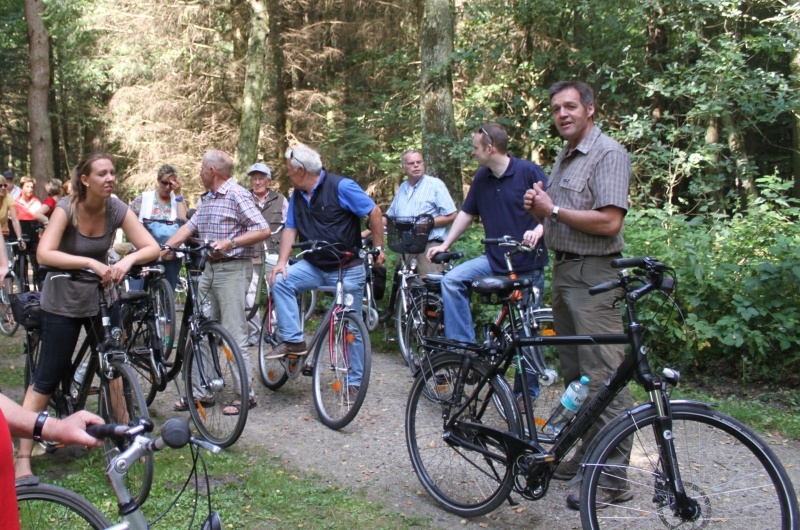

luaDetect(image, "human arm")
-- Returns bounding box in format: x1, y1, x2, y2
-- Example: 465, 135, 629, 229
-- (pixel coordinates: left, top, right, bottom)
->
34, 202, 52, 224
0, 232, 7, 283
8, 204, 25, 251
366, 205, 385, 266
269, 226, 298, 284
37, 207, 113, 282
434, 211, 457, 228
524, 181, 624, 236
109, 209, 161, 283
170, 178, 188, 221
0, 393, 103, 447
161, 223, 195, 258
522, 224, 544, 247
426, 210, 473, 260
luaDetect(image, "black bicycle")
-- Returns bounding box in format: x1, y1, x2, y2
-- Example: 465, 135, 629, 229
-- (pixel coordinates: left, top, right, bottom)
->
405, 257, 799, 527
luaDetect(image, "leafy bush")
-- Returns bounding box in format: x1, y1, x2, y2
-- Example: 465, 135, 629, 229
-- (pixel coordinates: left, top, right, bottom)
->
625, 176, 800, 383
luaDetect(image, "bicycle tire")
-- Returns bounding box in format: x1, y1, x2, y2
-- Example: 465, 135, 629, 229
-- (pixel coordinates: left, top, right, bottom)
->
399, 289, 443, 375
311, 311, 371, 430
120, 302, 160, 406
17, 481, 111, 529
151, 276, 176, 361
405, 352, 521, 518
579, 401, 800, 529
298, 289, 317, 325
97, 358, 154, 506
23, 329, 41, 390
0, 272, 22, 336
184, 321, 249, 448
258, 300, 290, 390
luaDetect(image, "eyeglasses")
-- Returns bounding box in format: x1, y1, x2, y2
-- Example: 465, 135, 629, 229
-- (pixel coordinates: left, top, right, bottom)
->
479, 126, 493, 147
250, 176, 268, 182
0, 184, 7, 189
290, 150, 306, 171
158, 180, 172, 187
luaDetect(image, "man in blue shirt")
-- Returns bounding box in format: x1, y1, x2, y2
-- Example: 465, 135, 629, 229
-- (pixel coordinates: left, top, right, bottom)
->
428, 123, 548, 405
268, 144, 385, 399
384, 150, 457, 277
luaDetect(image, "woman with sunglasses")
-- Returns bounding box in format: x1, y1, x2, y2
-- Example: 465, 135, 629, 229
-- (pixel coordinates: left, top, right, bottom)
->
129, 164, 188, 289
0, 178, 25, 253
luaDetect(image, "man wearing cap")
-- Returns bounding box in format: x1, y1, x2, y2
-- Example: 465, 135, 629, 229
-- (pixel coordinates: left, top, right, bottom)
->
245, 162, 288, 345
2, 171, 21, 200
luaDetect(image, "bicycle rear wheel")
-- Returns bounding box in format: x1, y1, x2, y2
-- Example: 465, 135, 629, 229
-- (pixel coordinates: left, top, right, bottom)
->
580, 402, 800, 529
97, 358, 154, 506
184, 322, 249, 448
0, 272, 22, 336
405, 352, 520, 518
23, 329, 41, 390
258, 301, 291, 390
17, 482, 111, 529
151, 276, 176, 361
399, 288, 442, 374
312, 311, 371, 430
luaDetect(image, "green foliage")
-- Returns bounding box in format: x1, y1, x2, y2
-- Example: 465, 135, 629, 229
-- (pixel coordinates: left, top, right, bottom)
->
625, 175, 800, 383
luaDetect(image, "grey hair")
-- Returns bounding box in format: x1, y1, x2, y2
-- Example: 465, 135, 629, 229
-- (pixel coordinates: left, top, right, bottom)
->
285, 144, 323, 174
203, 150, 233, 178
400, 150, 423, 165
157, 164, 178, 180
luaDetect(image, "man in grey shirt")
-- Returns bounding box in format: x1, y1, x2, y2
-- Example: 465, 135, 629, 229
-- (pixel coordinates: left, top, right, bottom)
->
524, 80, 633, 509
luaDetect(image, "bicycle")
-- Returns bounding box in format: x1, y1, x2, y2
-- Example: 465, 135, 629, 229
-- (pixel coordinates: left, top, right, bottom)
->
23, 268, 154, 506
159, 241, 250, 448
0, 239, 25, 335
259, 240, 372, 430
405, 256, 799, 527
16, 417, 223, 530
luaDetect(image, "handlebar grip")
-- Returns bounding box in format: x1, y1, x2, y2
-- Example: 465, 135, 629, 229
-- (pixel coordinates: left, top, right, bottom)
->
292, 241, 313, 250
588, 279, 621, 296
431, 251, 463, 264
481, 238, 504, 245
87, 423, 128, 440
610, 257, 644, 269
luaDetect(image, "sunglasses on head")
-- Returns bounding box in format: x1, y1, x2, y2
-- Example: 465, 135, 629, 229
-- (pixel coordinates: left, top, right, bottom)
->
479, 126, 493, 147
289, 150, 306, 170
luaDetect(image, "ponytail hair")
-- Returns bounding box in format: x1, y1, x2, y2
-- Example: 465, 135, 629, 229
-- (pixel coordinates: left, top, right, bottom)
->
69, 153, 113, 229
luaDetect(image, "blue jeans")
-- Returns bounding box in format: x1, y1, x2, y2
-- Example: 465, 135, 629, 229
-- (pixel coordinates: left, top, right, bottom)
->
441, 255, 544, 398
272, 259, 366, 387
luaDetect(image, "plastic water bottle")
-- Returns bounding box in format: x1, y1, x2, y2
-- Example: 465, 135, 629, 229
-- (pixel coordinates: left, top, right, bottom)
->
543, 375, 590, 436
71, 359, 90, 398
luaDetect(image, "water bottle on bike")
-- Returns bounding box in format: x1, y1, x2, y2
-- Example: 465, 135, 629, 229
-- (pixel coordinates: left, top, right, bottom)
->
543, 375, 589, 436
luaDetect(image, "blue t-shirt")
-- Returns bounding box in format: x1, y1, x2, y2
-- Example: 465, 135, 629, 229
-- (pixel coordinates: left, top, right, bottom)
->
286, 170, 374, 229
462, 155, 548, 273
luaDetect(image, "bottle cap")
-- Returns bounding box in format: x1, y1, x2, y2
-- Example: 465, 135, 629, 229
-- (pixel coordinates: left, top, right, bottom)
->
580, 375, 590, 385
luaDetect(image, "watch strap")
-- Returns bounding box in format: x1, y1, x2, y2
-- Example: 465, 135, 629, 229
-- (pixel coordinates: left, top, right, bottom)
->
33, 411, 49, 442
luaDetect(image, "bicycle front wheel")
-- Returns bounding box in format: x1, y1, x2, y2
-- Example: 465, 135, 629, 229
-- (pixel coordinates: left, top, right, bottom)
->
0, 272, 22, 336
400, 289, 442, 374
184, 322, 249, 448
97, 358, 154, 506
17, 482, 111, 529
580, 401, 800, 529
312, 311, 371, 430
151, 276, 176, 361
406, 352, 520, 518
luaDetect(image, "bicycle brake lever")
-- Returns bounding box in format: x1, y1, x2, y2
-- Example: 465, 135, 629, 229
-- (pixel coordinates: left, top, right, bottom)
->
190, 435, 223, 454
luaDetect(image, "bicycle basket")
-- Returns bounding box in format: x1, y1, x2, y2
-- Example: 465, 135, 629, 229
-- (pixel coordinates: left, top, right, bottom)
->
385, 215, 434, 255
11, 291, 42, 330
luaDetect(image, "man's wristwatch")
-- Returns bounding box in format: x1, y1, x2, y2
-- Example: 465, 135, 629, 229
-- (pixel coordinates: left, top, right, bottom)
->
375, 246, 384, 252
231, 238, 237, 249
550, 206, 560, 222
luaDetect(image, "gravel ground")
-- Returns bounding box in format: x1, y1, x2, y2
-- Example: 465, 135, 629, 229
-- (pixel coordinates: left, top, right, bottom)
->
153, 343, 800, 530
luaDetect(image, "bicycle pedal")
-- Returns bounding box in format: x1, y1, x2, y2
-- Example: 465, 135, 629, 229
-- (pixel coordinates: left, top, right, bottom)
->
301, 363, 313, 376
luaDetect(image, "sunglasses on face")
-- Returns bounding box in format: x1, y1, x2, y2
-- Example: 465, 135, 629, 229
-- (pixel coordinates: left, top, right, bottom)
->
0, 184, 7, 189
159, 180, 172, 187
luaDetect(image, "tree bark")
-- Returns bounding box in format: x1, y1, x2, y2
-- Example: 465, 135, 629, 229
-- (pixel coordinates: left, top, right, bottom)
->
420, 0, 461, 204
268, 0, 289, 179
234, 0, 269, 182
792, 48, 800, 199
23, 0, 54, 192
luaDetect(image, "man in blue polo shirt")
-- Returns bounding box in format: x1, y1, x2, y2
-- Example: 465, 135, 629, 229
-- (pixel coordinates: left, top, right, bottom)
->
427, 123, 548, 406
268, 144, 385, 401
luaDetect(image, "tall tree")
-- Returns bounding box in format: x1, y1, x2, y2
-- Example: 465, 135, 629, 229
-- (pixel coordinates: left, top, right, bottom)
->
420, 0, 460, 203
792, 48, 800, 199
23, 0, 54, 189
235, 0, 269, 181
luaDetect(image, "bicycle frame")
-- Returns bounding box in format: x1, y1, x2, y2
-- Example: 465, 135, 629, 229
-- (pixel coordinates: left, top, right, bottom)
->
424, 258, 701, 516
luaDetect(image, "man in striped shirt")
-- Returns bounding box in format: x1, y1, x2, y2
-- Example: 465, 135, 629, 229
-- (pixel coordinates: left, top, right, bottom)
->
384, 150, 457, 277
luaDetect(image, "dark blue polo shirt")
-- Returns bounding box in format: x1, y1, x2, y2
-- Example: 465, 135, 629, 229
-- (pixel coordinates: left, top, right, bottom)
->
462, 155, 548, 274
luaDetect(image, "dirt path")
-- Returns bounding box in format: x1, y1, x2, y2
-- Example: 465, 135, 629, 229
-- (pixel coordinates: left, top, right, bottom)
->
149, 346, 800, 529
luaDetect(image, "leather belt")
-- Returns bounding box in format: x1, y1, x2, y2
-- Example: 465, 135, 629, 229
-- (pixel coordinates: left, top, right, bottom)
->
208, 257, 238, 264
428, 239, 444, 243
554, 251, 622, 262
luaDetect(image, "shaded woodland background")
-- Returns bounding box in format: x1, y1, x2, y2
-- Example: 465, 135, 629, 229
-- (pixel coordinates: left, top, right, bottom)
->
1, 0, 800, 384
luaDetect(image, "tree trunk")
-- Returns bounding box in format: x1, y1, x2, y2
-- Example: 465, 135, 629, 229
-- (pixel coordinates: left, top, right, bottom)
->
792, 48, 800, 200
234, 0, 269, 182
268, 0, 289, 180
722, 112, 756, 207
420, 0, 461, 204
23, 0, 54, 192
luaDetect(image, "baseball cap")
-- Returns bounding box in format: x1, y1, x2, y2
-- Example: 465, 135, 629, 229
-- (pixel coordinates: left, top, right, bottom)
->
248, 163, 272, 178
2, 170, 14, 180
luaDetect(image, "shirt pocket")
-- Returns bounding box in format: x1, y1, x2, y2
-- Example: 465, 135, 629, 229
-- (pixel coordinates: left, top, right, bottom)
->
558, 169, 592, 193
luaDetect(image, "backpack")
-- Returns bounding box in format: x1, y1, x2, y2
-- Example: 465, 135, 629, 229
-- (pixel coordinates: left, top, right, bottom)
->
11, 291, 42, 330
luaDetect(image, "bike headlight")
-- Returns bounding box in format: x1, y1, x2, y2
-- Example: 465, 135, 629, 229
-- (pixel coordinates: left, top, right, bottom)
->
344, 293, 355, 307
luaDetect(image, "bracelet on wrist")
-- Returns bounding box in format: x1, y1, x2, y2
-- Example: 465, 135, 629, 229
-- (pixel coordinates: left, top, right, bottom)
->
33, 411, 49, 443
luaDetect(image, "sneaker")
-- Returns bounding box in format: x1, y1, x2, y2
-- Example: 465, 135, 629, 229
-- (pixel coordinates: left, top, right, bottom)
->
553, 458, 581, 480
265, 341, 307, 359
566, 486, 633, 511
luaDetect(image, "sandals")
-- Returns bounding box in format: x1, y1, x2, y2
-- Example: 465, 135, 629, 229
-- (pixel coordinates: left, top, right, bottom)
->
222, 398, 257, 416
173, 397, 216, 412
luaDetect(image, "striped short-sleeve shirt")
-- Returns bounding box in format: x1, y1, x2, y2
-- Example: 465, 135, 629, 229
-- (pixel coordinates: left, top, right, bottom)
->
385, 174, 457, 241
544, 126, 631, 256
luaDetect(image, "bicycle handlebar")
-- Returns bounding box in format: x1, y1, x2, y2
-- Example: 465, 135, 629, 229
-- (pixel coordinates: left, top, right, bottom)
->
431, 251, 463, 264
87, 417, 222, 454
